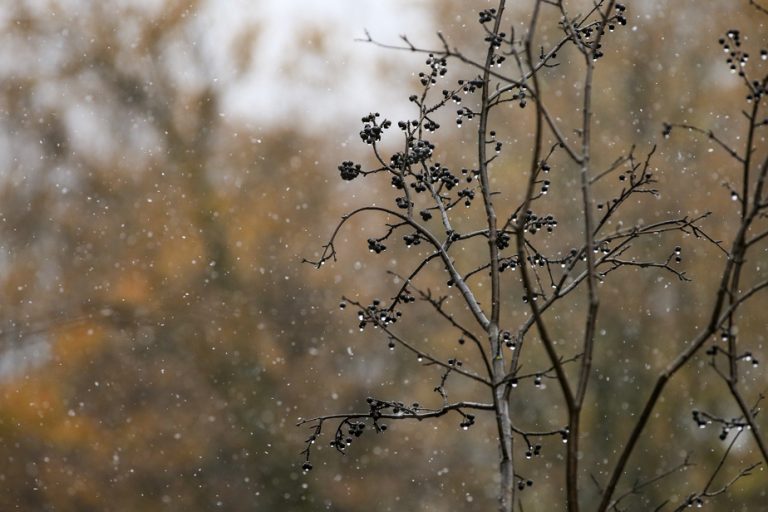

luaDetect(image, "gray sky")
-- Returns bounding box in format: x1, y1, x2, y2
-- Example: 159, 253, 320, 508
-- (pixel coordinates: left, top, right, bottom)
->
208, 0, 436, 128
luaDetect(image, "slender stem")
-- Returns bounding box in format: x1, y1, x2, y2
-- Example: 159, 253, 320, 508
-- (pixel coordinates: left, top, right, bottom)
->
565, 2, 616, 509
727, 384, 768, 465
478, 3, 515, 511
597, 276, 768, 512
516, 1, 577, 468
297, 401, 495, 426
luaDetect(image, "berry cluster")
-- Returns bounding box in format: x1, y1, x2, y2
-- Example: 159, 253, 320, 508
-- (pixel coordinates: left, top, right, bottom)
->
419, 53, 448, 86
402, 233, 422, 247
613, 3, 627, 27
495, 232, 511, 250
514, 210, 558, 235
356, 298, 401, 331
566, 2, 630, 60
459, 413, 476, 429
367, 238, 386, 254
359, 113, 391, 144
457, 188, 475, 207
484, 32, 506, 49
527, 253, 548, 268
478, 8, 496, 24
459, 78, 484, 94
395, 196, 412, 209
329, 420, 367, 452
409, 138, 435, 162
692, 409, 751, 441
524, 444, 542, 459
499, 256, 520, 273
428, 162, 460, 189
517, 479, 534, 491
718, 29, 768, 102
338, 160, 362, 181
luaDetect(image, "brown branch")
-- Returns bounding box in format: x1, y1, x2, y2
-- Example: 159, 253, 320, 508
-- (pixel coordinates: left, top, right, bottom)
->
749, 0, 768, 15
346, 297, 492, 387
307, 205, 491, 330
597, 277, 768, 512
411, 285, 493, 379
607, 455, 693, 511
727, 385, 768, 465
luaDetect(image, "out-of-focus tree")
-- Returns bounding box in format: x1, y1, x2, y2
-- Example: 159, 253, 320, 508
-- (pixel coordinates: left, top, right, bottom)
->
0, 1, 342, 510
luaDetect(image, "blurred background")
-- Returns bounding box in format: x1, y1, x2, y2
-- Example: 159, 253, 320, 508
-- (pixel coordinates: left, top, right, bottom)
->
0, 0, 766, 510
